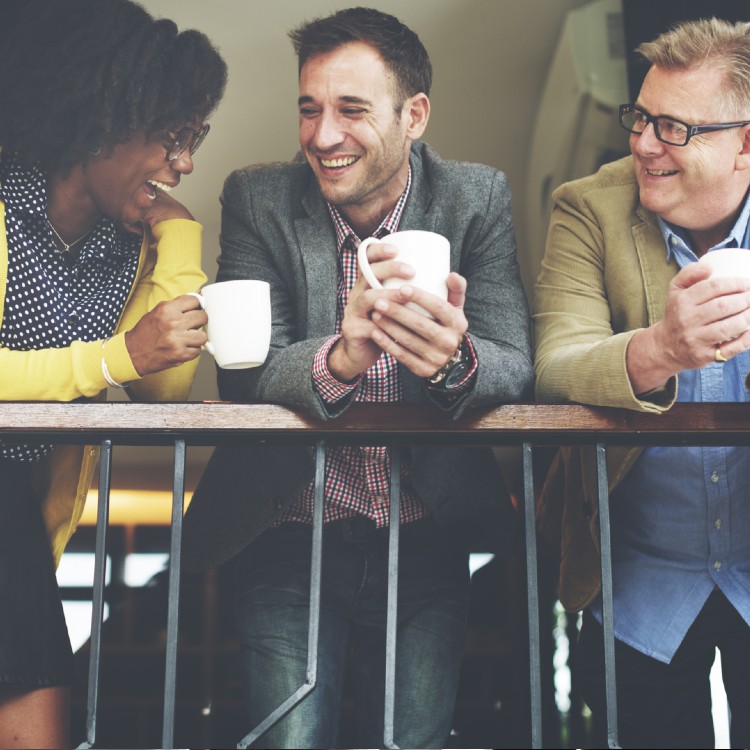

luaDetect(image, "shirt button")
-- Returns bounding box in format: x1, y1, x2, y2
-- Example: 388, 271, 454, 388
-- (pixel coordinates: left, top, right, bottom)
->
67, 312, 80, 325
373, 495, 386, 505
714, 519, 722, 529
714, 561, 722, 571
710, 471, 719, 484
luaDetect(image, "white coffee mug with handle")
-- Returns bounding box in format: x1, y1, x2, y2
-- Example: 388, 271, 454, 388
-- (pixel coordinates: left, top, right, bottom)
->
188, 279, 271, 369
357, 229, 450, 317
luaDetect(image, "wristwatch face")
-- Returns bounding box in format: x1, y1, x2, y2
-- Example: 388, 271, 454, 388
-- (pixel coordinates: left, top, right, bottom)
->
443, 359, 470, 389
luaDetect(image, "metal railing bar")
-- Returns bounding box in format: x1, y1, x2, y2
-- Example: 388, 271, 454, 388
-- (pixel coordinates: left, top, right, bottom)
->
77, 439, 113, 750
523, 442, 543, 749
161, 439, 186, 749
383, 446, 402, 750
596, 442, 620, 750
237, 440, 326, 749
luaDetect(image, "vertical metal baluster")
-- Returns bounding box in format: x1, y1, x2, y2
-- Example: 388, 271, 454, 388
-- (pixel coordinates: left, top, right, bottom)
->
78, 440, 113, 749
237, 440, 326, 749
522, 442, 543, 748
162, 439, 186, 749
383, 445, 401, 750
305, 440, 326, 688
596, 443, 620, 749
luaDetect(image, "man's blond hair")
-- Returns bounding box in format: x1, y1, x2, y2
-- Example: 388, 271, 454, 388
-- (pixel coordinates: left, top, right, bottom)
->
638, 17, 750, 119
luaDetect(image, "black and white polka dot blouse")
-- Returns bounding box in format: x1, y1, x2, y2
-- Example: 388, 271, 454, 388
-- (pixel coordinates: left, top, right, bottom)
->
0, 151, 141, 462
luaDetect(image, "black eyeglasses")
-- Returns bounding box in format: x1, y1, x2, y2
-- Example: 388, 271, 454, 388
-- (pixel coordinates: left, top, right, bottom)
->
619, 104, 750, 147
164, 123, 210, 162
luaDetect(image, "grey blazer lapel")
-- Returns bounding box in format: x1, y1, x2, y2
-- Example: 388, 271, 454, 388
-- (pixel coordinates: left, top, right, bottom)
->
297, 185, 338, 336
399, 145, 436, 233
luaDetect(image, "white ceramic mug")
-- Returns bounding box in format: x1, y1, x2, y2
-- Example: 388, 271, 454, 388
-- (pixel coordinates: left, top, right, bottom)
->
357, 230, 450, 317
188, 279, 271, 369
697, 247, 750, 279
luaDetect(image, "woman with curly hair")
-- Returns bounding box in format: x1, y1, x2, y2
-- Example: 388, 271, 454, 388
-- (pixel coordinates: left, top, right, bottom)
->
0, 0, 227, 745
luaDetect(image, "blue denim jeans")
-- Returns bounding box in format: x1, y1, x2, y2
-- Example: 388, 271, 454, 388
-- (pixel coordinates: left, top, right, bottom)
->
234, 517, 470, 749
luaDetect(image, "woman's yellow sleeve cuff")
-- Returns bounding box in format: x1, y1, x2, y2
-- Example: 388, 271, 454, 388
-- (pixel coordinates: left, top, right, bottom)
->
102, 333, 141, 385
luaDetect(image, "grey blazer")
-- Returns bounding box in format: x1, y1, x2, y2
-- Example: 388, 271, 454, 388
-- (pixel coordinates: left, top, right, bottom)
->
182, 141, 533, 570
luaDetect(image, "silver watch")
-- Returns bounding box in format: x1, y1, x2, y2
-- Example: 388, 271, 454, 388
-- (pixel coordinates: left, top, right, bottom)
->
427, 339, 470, 389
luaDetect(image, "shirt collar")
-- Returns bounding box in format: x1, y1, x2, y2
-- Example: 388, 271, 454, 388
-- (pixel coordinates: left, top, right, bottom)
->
0, 151, 48, 217
326, 164, 412, 251
659, 187, 750, 264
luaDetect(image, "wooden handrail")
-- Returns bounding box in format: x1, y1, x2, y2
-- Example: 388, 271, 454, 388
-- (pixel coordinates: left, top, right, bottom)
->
1, 401, 750, 445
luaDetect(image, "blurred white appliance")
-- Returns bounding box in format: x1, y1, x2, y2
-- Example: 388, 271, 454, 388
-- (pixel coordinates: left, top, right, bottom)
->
525, 0, 630, 274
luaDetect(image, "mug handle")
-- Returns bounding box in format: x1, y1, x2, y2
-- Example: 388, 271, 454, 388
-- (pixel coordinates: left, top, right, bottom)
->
357, 236, 383, 289
185, 291, 215, 357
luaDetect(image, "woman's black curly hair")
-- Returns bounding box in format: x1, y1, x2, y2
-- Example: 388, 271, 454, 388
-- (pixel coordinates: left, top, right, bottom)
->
0, 0, 227, 173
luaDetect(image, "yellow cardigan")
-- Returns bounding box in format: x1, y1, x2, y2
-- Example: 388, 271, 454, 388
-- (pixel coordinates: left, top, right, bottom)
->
533, 155, 680, 611
0, 205, 207, 563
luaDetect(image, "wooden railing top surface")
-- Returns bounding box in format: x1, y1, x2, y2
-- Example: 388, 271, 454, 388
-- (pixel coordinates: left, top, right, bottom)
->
1, 401, 750, 446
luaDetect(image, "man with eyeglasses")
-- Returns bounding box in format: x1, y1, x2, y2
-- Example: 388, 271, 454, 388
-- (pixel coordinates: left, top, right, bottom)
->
534, 17, 750, 749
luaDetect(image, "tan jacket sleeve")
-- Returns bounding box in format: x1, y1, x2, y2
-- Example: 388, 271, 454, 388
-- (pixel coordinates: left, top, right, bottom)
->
533, 158, 677, 413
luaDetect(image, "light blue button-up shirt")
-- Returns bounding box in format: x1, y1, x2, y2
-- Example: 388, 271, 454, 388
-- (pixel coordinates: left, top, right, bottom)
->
590, 190, 750, 663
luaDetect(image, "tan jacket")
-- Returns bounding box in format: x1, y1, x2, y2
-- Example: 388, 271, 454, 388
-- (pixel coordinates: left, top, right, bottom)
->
0, 210, 206, 563
533, 156, 680, 611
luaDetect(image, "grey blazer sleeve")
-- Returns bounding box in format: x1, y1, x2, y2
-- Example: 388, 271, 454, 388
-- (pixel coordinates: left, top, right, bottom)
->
212, 167, 345, 419
448, 169, 534, 414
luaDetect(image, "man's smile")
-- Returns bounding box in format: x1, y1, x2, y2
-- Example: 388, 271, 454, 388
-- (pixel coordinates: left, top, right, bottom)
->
319, 155, 360, 169
645, 168, 679, 177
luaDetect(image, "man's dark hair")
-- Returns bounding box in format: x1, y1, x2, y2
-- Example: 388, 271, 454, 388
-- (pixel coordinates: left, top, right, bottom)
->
0, 0, 227, 173
289, 7, 432, 103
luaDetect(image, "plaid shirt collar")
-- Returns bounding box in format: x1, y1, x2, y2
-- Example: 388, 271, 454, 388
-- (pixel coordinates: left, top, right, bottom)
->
326, 164, 412, 251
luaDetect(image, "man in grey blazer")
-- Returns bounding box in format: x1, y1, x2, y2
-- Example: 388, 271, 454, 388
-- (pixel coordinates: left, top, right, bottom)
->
184, 7, 533, 748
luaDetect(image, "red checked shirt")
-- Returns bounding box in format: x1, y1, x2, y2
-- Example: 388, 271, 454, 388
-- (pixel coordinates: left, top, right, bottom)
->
275, 167, 430, 527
